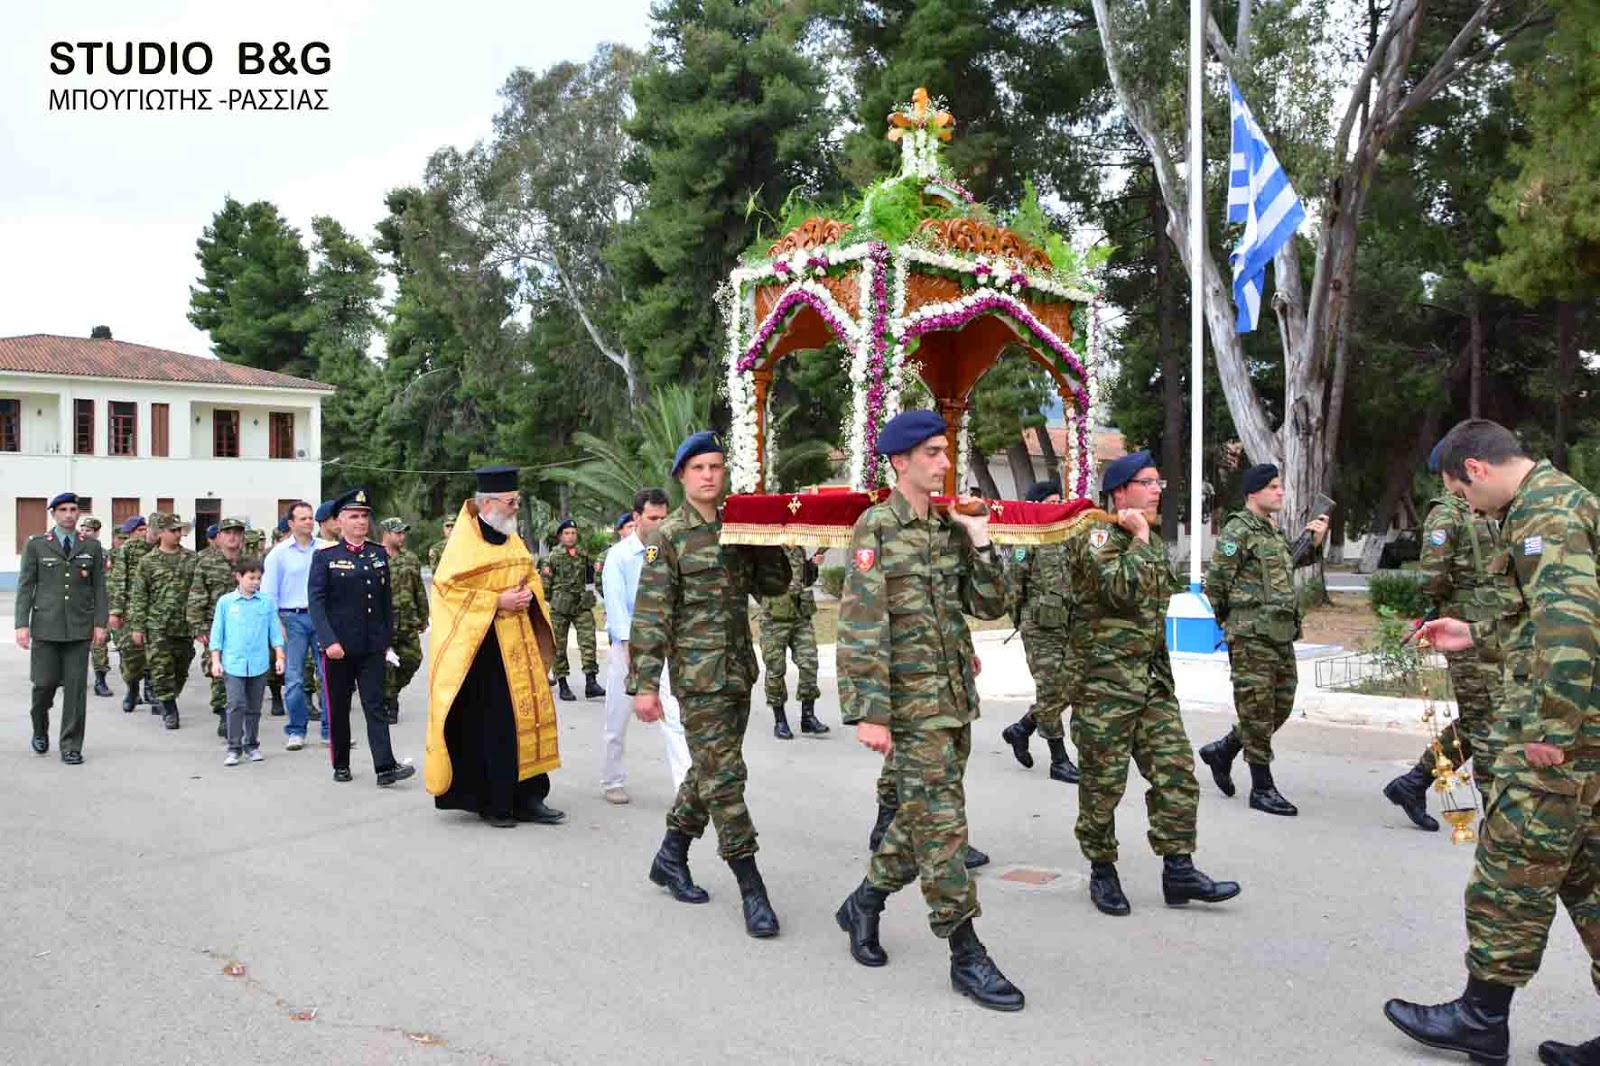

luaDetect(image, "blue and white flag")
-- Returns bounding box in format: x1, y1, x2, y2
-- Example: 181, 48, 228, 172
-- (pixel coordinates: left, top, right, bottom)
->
1227, 78, 1305, 333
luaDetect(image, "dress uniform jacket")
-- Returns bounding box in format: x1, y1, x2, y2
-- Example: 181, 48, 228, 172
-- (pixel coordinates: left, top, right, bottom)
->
309, 540, 394, 654
15, 532, 108, 639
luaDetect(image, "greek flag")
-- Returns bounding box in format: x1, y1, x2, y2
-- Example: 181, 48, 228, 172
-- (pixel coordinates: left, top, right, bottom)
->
1227, 78, 1305, 333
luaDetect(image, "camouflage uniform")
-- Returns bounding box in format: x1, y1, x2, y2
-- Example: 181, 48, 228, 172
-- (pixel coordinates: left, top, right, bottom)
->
542, 543, 598, 678
108, 528, 155, 688
81, 522, 112, 677
130, 531, 200, 704
383, 547, 428, 705
1460, 460, 1600, 993
245, 530, 286, 711
837, 489, 1009, 936
187, 538, 242, 717
1014, 542, 1078, 740
1206, 509, 1318, 764
1069, 523, 1199, 863
630, 504, 791, 860
758, 546, 821, 707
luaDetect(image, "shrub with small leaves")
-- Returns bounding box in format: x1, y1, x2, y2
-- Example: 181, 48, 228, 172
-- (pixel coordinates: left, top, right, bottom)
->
1369, 570, 1429, 618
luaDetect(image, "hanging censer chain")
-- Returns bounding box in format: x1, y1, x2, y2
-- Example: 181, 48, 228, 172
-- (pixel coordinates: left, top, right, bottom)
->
1417, 636, 1481, 845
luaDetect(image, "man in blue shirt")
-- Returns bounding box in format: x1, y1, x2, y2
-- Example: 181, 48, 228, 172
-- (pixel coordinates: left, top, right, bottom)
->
262, 500, 320, 750
600, 488, 690, 804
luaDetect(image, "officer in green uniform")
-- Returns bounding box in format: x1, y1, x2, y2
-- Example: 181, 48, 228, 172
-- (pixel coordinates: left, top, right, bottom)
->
541, 520, 603, 701
758, 545, 830, 739
1071, 451, 1241, 916
129, 513, 200, 730
15, 492, 107, 763
379, 517, 428, 722
78, 515, 115, 698
188, 515, 247, 736
427, 516, 455, 573
631, 431, 792, 939
108, 514, 157, 711
1000, 478, 1082, 783
1386, 419, 1600, 1066
832, 410, 1022, 1012
1198, 463, 1327, 816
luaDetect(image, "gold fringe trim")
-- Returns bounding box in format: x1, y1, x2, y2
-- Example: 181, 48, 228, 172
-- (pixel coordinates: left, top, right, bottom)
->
720, 508, 1115, 549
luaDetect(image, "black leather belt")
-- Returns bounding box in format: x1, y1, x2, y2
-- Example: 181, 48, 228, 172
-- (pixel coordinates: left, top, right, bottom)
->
280, 607, 309, 613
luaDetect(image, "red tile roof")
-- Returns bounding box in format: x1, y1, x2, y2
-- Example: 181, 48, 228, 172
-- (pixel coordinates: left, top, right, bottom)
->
1023, 425, 1128, 464
0, 335, 335, 392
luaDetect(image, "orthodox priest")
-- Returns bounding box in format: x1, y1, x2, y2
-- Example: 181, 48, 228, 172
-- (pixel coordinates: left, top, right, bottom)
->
425, 466, 566, 828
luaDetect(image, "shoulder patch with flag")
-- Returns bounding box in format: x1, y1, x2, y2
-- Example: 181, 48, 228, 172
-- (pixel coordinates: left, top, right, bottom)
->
1523, 535, 1543, 557
1227, 78, 1306, 333
1430, 529, 1448, 546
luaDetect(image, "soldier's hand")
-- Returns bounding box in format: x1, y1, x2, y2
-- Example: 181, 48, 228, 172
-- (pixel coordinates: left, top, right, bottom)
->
634, 693, 663, 723
947, 495, 992, 548
1525, 742, 1566, 768
326, 642, 346, 660
15, 627, 30, 651
92, 627, 106, 647
811, 549, 828, 564
130, 631, 144, 647
856, 722, 892, 755
1117, 508, 1150, 542
1416, 617, 1472, 651
108, 614, 122, 630
1306, 514, 1331, 545
195, 633, 208, 647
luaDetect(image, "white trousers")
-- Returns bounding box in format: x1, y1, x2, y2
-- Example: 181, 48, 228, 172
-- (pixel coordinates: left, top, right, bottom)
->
602, 640, 690, 791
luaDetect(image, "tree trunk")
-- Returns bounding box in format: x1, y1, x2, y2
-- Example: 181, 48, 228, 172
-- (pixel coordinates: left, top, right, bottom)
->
969, 443, 1002, 499
1554, 300, 1577, 470
1360, 411, 1442, 573
1155, 190, 1185, 545
1005, 441, 1036, 500
1032, 424, 1060, 486
1467, 286, 1485, 418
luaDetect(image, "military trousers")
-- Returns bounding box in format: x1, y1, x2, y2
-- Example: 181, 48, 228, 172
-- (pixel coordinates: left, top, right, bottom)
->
115, 627, 146, 684
30, 638, 90, 754
1072, 667, 1200, 864
383, 631, 424, 702
91, 640, 109, 673
1022, 623, 1075, 741
549, 608, 598, 678
322, 650, 397, 774
1437, 650, 1504, 776
868, 722, 979, 938
1465, 773, 1600, 993
667, 690, 758, 861
760, 614, 820, 707
1225, 637, 1298, 764
146, 635, 195, 703
201, 645, 227, 714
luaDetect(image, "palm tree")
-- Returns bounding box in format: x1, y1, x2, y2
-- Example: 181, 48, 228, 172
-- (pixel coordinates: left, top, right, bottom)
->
545, 382, 712, 520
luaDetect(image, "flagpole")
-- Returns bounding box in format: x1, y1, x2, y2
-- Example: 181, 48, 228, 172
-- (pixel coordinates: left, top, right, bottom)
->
1187, 0, 1205, 592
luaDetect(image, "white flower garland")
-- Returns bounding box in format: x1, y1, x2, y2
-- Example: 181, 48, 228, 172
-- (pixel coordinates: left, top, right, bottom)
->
955, 406, 973, 492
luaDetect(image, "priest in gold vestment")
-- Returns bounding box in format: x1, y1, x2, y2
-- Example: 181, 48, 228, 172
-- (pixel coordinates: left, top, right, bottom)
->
425, 466, 566, 827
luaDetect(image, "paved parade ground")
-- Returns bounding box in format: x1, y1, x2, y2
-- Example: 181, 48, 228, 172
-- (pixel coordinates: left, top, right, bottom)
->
2, 628, 1590, 1065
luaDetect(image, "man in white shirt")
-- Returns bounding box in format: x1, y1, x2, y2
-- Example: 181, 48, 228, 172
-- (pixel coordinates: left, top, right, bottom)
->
600, 488, 690, 804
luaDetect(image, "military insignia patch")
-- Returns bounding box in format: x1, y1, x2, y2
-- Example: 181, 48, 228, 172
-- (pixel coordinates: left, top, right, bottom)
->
1089, 529, 1109, 549
644, 545, 660, 564
1430, 529, 1448, 546
1220, 541, 1237, 557
1523, 535, 1543, 556
854, 548, 876, 572
1013, 547, 1028, 562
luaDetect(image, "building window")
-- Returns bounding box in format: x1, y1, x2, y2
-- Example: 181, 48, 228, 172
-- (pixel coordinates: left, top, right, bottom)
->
156, 497, 174, 519
213, 409, 240, 458
269, 412, 295, 459
110, 401, 137, 456
151, 403, 169, 457
0, 399, 17, 452
74, 399, 94, 454
112, 498, 141, 528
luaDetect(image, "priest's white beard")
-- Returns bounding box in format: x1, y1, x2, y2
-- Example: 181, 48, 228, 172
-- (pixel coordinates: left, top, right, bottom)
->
480, 507, 518, 537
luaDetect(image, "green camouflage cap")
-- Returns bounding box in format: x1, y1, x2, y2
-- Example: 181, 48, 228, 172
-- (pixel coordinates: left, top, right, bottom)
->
442, 516, 456, 530
146, 511, 162, 526
154, 512, 183, 531
217, 516, 247, 532
379, 517, 410, 534
77, 516, 102, 532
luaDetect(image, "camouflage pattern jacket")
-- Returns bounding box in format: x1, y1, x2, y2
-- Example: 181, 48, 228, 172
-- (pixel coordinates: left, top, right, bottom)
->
1471, 460, 1600, 781
837, 489, 1010, 730
389, 548, 428, 636
761, 546, 819, 622
1013, 542, 1073, 630
109, 537, 153, 618
1070, 522, 1183, 683
1420, 493, 1504, 624
130, 548, 200, 638
186, 546, 239, 637
1207, 509, 1317, 644
630, 503, 791, 699
541, 545, 594, 616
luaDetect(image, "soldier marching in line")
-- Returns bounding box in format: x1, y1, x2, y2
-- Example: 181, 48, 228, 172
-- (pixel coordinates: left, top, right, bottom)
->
999, 477, 1082, 784
542, 519, 604, 701
380, 517, 429, 723
427, 516, 455, 573
129, 513, 200, 730
758, 544, 830, 740
78, 515, 115, 698
1197, 463, 1328, 817
244, 526, 287, 718
188, 515, 247, 737
108, 513, 157, 712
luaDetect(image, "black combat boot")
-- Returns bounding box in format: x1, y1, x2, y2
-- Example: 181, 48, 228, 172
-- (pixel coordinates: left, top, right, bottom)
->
1001, 711, 1037, 769
269, 688, 286, 717
93, 671, 112, 697
584, 672, 605, 699
1247, 761, 1299, 816
122, 681, 139, 713
1047, 736, 1080, 783
142, 678, 156, 706
799, 700, 829, 735
772, 706, 794, 740
868, 804, 897, 852
1384, 755, 1441, 831
162, 700, 180, 730
835, 880, 889, 966
948, 920, 1025, 1011
964, 844, 991, 870
1162, 854, 1242, 906
728, 856, 780, 938
1538, 1035, 1600, 1065
556, 677, 577, 702
1089, 862, 1131, 916
648, 829, 710, 904
1199, 731, 1242, 796
1383, 977, 1513, 1064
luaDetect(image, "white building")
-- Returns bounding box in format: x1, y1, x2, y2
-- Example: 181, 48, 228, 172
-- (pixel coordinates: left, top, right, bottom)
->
1, 333, 333, 575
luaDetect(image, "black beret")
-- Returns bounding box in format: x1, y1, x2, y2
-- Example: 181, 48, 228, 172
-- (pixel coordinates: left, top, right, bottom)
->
48, 492, 80, 510
1025, 478, 1062, 503
1241, 463, 1279, 496
1101, 450, 1155, 494
876, 410, 947, 456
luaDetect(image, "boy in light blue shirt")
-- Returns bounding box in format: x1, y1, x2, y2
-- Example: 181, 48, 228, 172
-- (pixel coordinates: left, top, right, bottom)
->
209, 555, 287, 765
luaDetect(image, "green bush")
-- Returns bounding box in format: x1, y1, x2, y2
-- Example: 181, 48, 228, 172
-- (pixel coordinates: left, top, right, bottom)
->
1369, 570, 1429, 617
1296, 577, 1328, 612
1362, 605, 1422, 687
821, 566, 846, 599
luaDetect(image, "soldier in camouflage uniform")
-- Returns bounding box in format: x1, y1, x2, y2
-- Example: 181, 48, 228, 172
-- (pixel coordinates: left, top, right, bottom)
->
188, 515, 247, 736
1198, 464, 1328, 817
380, 517, 428, 722
129, 513, 200, 730
831, 410, 1023, 1012
1385, 472, 1508, 832
541, 520, 603, 701
79, 516, 115, 698
244, 528, 286, 717
632, 431, 791, 939
1000, 478, 1081, 784
758, 545, 830, 739
427, 516, 455, 573
1071, 451, 1241, 917
108, 513, 157, 712
1386, 419, 1600, 1065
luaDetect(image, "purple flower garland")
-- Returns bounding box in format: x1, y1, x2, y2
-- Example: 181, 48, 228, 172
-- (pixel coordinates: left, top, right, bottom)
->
860, 242, 892, 486
735, 286, 855, 374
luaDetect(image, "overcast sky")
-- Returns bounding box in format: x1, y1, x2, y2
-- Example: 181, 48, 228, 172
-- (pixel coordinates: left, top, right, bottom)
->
0, 0, 654, 356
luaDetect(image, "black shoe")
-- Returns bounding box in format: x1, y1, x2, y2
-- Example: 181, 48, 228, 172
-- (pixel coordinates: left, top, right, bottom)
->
557, 677, 577, 702
649, 829, 710, 904
30, 735, 49, 755
480, 811, 518, 828
162, 700, 180, 730
772, 706, 794, 740
375, 763, 416, 787
1539, 1035, 1600, 1065
584, 673, 606, 699
835, 880, 889, 967
948, 920, 1025, 1011
1382, 977, 1513, 1065
964, 844, 990, 870
122, 683, 138, 713
1247, 762, 1299, 816
269, 691, 286, 717
516, 799, 567, 825
93, 671, 112, 697
868, 804, 897, 852
1199, 731, 1242, 797
61, 751, 83, 765
1001, 712, 1036, 769
1047, 737, 1080, 784
333, 767, 353, 782
729, 856, 780, 938
799, 700, 829, 735
1162, 854, 1241, 906
1385, 757, 1441, 832
1090, 862, 1131, 916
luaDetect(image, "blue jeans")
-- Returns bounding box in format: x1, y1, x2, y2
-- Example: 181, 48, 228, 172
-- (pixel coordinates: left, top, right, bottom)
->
279, 611, 316, 738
